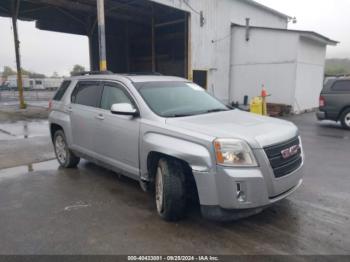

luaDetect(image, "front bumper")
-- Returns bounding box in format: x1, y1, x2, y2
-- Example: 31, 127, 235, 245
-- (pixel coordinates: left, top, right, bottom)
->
200, 179, 302, 221
192, 153, 303, 220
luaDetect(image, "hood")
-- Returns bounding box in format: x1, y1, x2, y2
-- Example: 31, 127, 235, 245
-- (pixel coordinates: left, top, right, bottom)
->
166, 110, 298, 148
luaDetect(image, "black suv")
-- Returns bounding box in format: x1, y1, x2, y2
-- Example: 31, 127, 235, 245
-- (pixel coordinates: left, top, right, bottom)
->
317, 77, 350, 129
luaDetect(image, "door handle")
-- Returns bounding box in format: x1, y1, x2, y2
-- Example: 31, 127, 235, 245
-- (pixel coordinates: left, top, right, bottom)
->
66, 106, 73, 113
96, 114, 105, 120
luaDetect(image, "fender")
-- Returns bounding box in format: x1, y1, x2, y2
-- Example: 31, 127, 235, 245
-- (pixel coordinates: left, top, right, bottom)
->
49, 110, 73, 146
140, 132, 213, 181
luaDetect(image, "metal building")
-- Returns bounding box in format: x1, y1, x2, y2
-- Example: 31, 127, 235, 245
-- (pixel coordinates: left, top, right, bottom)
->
0, 0, 337, 112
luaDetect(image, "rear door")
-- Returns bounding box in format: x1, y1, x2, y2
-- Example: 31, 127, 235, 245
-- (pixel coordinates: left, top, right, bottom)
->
94, 81, 140, 178
70, 81, 103, 155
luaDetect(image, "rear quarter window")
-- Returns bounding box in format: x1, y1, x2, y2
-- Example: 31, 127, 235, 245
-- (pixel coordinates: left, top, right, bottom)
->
53, 80, 71, 101
332, 80, 350, 92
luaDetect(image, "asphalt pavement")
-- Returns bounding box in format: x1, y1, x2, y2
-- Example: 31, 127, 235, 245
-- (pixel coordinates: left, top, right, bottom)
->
0, 113, 349, 255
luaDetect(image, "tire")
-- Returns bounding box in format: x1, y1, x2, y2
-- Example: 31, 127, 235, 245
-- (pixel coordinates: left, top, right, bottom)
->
53, 130, 80, 168
340, 108, 350, 130
155, 158, 186, 222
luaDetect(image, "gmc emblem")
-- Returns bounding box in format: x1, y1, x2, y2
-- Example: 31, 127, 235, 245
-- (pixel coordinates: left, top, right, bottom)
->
281, 145, 300, 159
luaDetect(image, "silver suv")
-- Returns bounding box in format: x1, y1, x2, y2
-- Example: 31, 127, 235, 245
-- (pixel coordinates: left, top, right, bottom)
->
49, 72, 304, 222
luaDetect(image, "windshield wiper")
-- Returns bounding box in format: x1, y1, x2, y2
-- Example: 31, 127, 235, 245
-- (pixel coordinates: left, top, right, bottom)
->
165, 108, 230, 118
165, 113, 196, 118
204, 108, 230, 114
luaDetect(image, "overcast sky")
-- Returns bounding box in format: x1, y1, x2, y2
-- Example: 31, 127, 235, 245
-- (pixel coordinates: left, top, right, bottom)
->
0, 0, 349, 76
257, 0, 350, 58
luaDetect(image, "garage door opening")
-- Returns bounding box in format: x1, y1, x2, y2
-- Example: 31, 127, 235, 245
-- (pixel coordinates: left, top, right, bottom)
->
0, 0, 190, 78
89, 1, 190, 78
193, 70, 208, 89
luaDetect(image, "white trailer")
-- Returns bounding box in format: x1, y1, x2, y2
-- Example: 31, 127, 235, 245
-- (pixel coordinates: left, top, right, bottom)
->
6, 75, 31, 89
5, 75, 63, 90
43, 78, 63, 90
29, 79, 45, 90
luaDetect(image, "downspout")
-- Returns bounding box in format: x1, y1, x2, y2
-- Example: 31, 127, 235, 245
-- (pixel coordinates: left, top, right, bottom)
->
228, 25, 234, 104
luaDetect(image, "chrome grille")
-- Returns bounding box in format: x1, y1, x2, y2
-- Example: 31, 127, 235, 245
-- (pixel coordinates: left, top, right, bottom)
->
264, 137, 302, 178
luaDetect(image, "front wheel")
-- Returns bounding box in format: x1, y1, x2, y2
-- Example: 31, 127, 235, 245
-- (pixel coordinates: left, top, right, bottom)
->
155, 158, 186, 222
54, 130, 80, 168
340, 108, 350, 130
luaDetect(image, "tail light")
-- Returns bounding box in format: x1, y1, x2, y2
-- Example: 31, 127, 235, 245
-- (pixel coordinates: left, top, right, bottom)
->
48, 99, 52, 110
319, 96, 326, 107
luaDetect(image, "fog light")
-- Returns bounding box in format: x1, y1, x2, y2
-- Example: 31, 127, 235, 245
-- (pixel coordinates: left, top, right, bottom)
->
236, 182, 247, 203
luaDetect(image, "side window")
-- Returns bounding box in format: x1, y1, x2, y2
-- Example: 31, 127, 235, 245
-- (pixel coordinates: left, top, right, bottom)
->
71, 81, 102, 107
332, 80, 350, 92
100, 83, 134, 110
53, 80, 71, 101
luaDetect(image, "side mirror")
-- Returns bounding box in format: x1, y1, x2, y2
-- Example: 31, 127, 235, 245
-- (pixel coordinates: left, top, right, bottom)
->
111, 103, 138, 116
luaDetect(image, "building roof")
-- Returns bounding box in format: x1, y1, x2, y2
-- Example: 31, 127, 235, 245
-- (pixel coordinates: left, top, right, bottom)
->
232, 24, 339, 46
237, 0, 291, 19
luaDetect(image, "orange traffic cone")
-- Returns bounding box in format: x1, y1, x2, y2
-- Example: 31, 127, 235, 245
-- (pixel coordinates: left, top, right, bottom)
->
261, 86, 268, 116
261, 87, 268, 98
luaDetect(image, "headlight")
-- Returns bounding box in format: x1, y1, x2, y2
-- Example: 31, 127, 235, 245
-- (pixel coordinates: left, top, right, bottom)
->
213, 139, 257, 167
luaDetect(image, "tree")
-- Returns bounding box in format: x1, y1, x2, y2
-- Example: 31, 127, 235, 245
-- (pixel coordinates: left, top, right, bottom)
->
2, 66, 16, 79
325, 58, 350, 76
29, 72, 46, 78
21, 68, 45, 78
70, 64, 85, 76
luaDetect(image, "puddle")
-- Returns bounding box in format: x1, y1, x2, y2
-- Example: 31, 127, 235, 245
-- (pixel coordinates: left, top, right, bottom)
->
0, 120, 49, 140
0, 160, 58, 182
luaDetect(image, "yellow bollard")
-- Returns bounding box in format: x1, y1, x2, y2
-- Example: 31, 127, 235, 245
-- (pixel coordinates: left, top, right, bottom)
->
250, 97, 263, 115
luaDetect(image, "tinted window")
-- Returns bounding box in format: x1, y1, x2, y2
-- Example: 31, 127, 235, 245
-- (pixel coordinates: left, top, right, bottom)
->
100, 83, 134, 110
332, 80, 350, 92
71, 82, 102, 107
53, 80, 71, 101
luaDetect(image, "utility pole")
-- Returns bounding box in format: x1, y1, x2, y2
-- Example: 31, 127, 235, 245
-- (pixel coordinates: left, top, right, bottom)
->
97, 0, 107, 71
12, 0, 25, 109
151, 4, 156, 72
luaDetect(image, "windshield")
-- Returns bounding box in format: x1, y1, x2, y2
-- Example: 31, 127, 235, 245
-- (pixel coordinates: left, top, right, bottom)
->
136, 81, 229, 117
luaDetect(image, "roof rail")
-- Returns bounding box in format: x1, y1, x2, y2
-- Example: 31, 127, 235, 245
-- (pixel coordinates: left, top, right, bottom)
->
125, 72, 163, 76
72, 70, 114, 76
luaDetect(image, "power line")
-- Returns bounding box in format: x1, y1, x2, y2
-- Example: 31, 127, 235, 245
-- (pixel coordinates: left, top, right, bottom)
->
183, 0, 200, 15
182, 0, 205, 27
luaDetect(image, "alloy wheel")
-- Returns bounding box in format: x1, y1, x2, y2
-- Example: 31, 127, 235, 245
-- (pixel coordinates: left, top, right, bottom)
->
155, 166, 164, 213
345, 112, 350, 127
55, 135, 67, 164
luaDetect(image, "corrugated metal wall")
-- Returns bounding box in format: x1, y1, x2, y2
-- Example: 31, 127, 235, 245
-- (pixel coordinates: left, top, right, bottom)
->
151, 0, 288, 103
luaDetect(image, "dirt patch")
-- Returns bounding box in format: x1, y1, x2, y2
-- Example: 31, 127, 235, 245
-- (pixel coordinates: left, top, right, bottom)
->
0, 107, 49, 122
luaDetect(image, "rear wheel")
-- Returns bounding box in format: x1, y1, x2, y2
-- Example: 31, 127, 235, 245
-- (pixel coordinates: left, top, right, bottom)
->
54, 130, 80, 168
340, 108, 350, 130
155, 158, 186, 222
